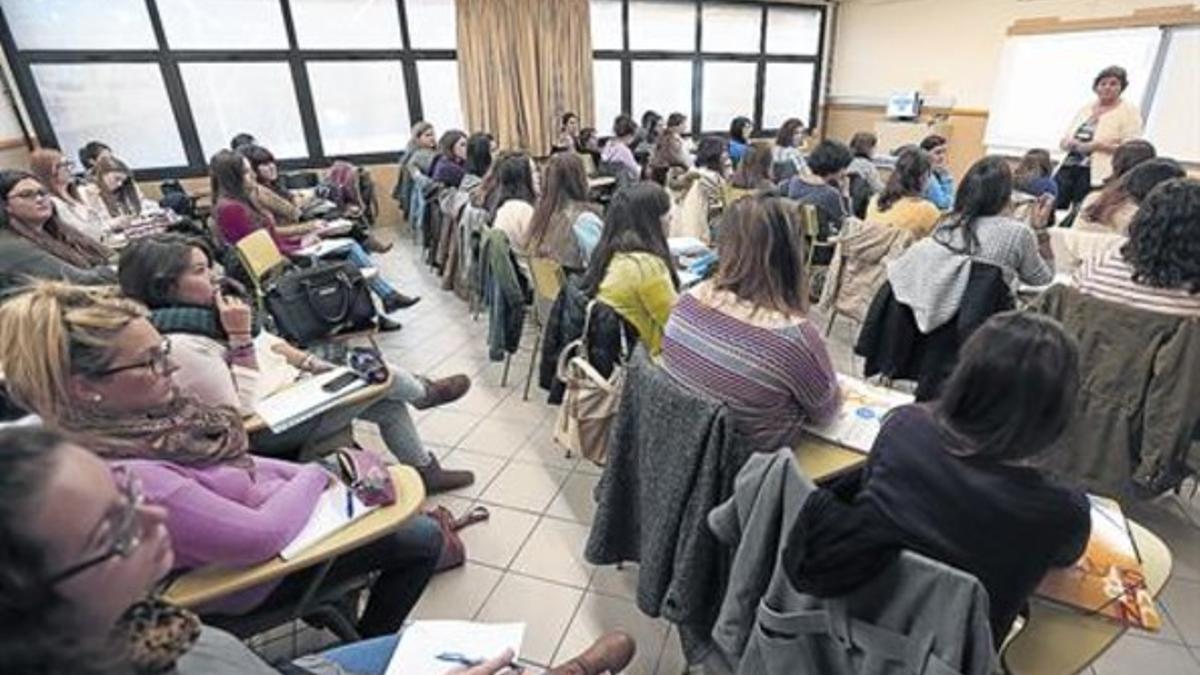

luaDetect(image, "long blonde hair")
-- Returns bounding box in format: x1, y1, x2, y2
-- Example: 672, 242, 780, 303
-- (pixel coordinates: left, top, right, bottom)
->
0, 282, 145, 422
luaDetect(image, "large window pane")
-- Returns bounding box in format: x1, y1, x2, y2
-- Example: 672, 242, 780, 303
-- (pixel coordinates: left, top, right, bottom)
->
629, 1, 695, 53
291, 0, 401, 49
632, 61, 692, 123
32, 63, 186, 168
762, 62, 815, 130
1, 0, 155, 50
765, 7, 821, 56
701, 3, 761, 55
593, 59, 622, 132
416, 60, 463, 131
590, 0, 623, 51
181, 63, 306, 160
307, 61, 409, 155
157, 0, 287, 50
406, 0, 457, 50
702, 62, 755, 132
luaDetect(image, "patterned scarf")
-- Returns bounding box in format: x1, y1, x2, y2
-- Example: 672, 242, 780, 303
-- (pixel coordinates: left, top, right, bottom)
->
8, 213, 112, 268
114, 597, 202, 675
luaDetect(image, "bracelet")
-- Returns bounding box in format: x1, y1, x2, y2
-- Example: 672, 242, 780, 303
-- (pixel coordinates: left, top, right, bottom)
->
226, 342, 255, 363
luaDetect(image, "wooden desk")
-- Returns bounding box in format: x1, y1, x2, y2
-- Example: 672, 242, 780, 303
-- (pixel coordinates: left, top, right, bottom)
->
243, 371, 393, 434
589, 176, 617, 190
1002, 522, 1172, 675
163, 465, 425, 608
794, 433, 868, 481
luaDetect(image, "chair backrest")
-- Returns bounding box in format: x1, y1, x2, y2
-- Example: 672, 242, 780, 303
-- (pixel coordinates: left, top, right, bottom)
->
722, 184, 753, 209
577, 152, 597, 177
528, 257, 565, 303
236, 229, 288, 284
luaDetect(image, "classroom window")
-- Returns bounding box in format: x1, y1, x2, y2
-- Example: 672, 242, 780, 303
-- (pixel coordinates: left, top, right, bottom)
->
628, 0, 696, 52
0, 0, 156, 50
31, 63, 187, 168
307, 61, 410, 156
156, 0, 288, 50
180, 62, 307, 160
701, 3, 762, 55
593, 59, 623, 132
290, 0, 402, 50
762, 62, 815, 130
632, 61, 693, 123
405, 0, 458, 50
416, 60, 464, 132
702, 62, 757, 132
589, 0, 624, 51
765, 6, 822, 56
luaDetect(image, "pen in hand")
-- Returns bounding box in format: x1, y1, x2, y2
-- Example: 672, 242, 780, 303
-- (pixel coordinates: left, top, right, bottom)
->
345, 488, 354, 519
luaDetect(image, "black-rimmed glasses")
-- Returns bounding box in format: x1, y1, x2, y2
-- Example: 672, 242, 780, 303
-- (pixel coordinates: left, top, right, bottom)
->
45, 468, 144, 585
94, 339, 171, 378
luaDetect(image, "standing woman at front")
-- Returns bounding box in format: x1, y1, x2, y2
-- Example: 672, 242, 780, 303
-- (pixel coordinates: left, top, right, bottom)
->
1056, 65, 1143, 210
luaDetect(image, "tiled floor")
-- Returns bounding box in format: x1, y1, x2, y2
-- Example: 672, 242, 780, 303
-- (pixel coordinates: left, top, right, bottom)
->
255, 231, 1200, 674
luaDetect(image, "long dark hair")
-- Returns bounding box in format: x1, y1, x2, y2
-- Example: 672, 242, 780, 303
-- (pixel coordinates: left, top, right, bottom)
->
695, 136, 726, 173
935, 311, 1079, 461
729, 116, 752, 144
775, 118, 805, 148
731, 142, 773, 189
465, 133, 493, 177
92, 156, 141, 217
493, 154, 536, 208
1122, 178, 1200, 294
528, 153, 589, 250
582, 182, 678, 295
715, 195, 808, 315
239, 144, 288, 199
1083, 158, 1185, 225
876, 148, 930, 212
118, 234, 213, 309
933, 156, 1013, 255
641, 111, 662, 142
437, 130, 467, 161
1109, 139, 1156, 181
209, 149, 259, 214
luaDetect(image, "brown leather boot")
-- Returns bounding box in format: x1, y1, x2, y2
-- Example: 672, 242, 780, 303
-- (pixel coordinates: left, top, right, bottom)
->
411, 375, 471, 410
417, 456, 475, 494
364, 233, 393, 253
545, 632, 636, 675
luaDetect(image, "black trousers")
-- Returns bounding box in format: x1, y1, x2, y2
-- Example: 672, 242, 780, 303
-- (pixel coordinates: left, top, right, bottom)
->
1054, 164, 1093, 211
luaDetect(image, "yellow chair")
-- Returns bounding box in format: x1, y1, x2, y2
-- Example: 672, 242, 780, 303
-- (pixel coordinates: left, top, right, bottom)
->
722, 184, 754, 210
798, 203, 836, 302
513, 256, 566, 401
234, 229, 289, 313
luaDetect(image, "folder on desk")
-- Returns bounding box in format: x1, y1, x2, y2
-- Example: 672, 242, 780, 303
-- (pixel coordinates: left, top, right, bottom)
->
252, 367, 367, 433
295, 237, 355, 259
279, 482, 377, 560
386, 621, 526, 675
1035, 495, 1162, 631
803, 375, 912, 453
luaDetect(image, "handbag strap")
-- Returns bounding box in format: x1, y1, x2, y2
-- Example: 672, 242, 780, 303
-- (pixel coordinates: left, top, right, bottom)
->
580, 298, 630, 364
301, 269, 355, 324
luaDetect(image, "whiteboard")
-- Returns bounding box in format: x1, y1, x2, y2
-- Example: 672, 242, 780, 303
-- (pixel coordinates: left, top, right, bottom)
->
1144, 26, 1200, 163
984, 28, 1161, 156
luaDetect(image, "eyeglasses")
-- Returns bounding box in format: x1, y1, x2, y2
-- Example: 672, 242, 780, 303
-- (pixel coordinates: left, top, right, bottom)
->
94, 339, 171, 377
46, 468, 144, 585
7, 188, 49, 201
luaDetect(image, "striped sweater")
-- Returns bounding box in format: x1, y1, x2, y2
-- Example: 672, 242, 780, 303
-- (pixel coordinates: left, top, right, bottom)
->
661, 289, 841, 452
1075, 249, 1200, 318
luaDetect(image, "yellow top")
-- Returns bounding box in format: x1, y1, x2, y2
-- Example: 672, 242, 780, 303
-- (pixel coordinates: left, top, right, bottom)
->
597, 251, 678, 355
865, 195, 942, 238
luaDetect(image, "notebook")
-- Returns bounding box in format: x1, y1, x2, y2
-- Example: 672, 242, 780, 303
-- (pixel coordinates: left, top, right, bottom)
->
317, 218, 355, 237
385, 621, 526, 675
279, 482, 377, 560
295, 237, 356, 259
803, 375, 913, 452
1035, 495, 1162, 631
252, 367, 367, 433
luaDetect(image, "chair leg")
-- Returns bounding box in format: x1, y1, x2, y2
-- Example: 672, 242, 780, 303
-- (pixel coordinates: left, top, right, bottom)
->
501, 353, 511, 387
303, 604, 361, 644
825, 310, 837, 337
523, 330, 541, 401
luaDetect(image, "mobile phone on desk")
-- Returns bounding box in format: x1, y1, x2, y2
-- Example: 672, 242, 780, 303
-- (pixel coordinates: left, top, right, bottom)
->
321, 371, 360, 393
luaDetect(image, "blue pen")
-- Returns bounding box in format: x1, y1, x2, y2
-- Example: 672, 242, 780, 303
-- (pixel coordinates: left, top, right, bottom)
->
345, 488, 354, 519
436, 652, 522, 671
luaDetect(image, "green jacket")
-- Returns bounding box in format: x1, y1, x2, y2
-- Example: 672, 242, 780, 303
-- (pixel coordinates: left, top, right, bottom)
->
1032, 285, 1200, 496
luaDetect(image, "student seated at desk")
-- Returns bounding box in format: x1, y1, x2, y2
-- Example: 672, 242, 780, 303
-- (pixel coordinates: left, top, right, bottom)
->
87, 156, 151, 221
490, 154, 539, 256
30, 148, 130, 244
771, 117, 808, 182
600, 114, 641, 186
851, 312, 1090, 645
729, 142, 777, 193
210, 150, 420, 313
661, 194, 840, 452
847, 131, 884, 193
865, 147, 941, 238
1075, 177, 1200, 318
1075, 158, 1185, 235
649, 112, 692, 179
727, 116, 753, 168
528, 152, 604, 272
0, 427, 637, 675
0, 170, 114, 295
430, 130, 469, 189
786, 139, 853, 237
920, 134, 955, 210
583, 182, 679, 355
77, 139, 112, 180
673, 136, 729, 232
463, 131, 494, 194
117, 235, 476, 493
1012, 148, 1058, 200
0, 283, 442, 638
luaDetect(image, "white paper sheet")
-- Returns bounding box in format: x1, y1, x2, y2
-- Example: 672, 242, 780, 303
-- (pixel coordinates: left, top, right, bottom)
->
252, 367, 367, 433
295, 237, 356, 258
279, 482, 377, 560
668, 236, 710, 257
385, 621, 525, 675
804, 375, 913, 453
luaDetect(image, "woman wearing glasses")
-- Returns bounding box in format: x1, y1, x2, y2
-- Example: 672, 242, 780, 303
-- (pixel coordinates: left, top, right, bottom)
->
29, 148, 131, 244
0, 281, 442, 639
0, 169, 114, 295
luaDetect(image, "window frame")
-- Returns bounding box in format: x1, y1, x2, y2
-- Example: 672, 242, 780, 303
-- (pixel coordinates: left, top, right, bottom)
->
592, 0, 827, 138
0, 0, 457, 179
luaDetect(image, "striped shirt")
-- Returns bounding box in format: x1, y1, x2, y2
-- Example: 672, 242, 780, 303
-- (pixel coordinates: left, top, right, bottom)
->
660, 289, 841, 452
1075, 249, 1200, 318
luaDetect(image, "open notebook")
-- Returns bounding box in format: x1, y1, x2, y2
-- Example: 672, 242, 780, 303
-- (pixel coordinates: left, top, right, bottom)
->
279, 482, 377, 560
386, 621, 525, 675
803, 375, 913, 453
252, 367, 367, 433
295, 237, 356, 259
1035, 495, 1162, 631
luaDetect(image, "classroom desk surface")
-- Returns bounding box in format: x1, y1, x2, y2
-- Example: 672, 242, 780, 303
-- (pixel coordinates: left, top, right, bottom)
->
793, 433, 867, 481
243, 370, 393, 434
1002, 521, 1172, 675
162, 465, 424, 608
589, 176, 617, 189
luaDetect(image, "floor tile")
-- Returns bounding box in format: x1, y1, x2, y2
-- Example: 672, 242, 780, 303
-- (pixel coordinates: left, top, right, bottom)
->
410, 562, 504, 621
1092, 635, 1200, 675
655, 626, 688, 675
546, 471, 601, 524
512, 430, 580, 472
437, 449, 507, 499
488, 393, 556, 425
1162, 577, 1200, 646
445, 384, 511, 416
416, 408, 483, 447
554, 592, 669, 675
478, 461, 570, 513
459, 416, 538, 459
459, 504, 541, 569
590, 562, 639, 602
476, 572, 584, 666
421, 492, 474, 514
511, 517, 596, 588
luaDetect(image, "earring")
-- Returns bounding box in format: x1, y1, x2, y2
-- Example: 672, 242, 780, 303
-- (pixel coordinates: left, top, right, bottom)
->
92, 393, 103, 402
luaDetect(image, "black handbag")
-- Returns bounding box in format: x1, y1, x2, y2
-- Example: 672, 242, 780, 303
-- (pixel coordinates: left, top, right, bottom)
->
263, 260, 377, 346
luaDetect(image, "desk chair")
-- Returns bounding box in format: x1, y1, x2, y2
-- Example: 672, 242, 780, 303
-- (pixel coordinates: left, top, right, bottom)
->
522, 257, 566, 401
164, 465, 425, 644
799, 203, 835, 302
577, 152, 597, 177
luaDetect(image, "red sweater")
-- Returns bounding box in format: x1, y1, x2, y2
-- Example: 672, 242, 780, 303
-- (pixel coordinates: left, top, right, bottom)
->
215, 198, 302, 255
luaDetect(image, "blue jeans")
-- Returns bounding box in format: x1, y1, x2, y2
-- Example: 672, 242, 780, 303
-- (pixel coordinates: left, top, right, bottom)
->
341, 241, 398, 299
317, 634, 398, 675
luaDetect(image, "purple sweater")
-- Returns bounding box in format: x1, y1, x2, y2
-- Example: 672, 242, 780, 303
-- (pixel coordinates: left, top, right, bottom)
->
114, 456, 328, 613
661, 291, 840, 452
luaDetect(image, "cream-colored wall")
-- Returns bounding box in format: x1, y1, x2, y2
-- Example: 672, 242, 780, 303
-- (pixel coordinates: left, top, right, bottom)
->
830, 0, 1196, 109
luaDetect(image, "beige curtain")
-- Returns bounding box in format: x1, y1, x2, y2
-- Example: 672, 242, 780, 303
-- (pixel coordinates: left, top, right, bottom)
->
456, 0, 594, 157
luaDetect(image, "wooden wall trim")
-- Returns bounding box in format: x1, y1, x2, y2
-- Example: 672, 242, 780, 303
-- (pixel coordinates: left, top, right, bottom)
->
825, 101, 989, 119
1008, 5, 1200, 35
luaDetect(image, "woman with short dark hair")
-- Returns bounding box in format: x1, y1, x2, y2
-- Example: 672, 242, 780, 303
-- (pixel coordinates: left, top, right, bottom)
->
1056, 64, 1144, 208
785, 139, 853, 236
771, 118, 808, 180
555, 111, 580, 152
865, 147, 940, 237
846, 131, 884, 192
854, 310, 1090, 645
662, 193, 839, 452
728, 116, 753, 167
430, 130, 469, 188
919, 133, 955, 210
601, 114, 641, 185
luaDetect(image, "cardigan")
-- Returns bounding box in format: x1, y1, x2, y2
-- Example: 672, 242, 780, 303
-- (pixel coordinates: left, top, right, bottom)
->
1075, 248, 1200, 318
0, 229, 115, 296
430, 155, 466, 188
214, 198, 301, 255
865, 195, 941, 238
596, 252, 678, 355
600, 139, 640, 184
1062, 99, 1143, 184
493, 199, 536, 255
